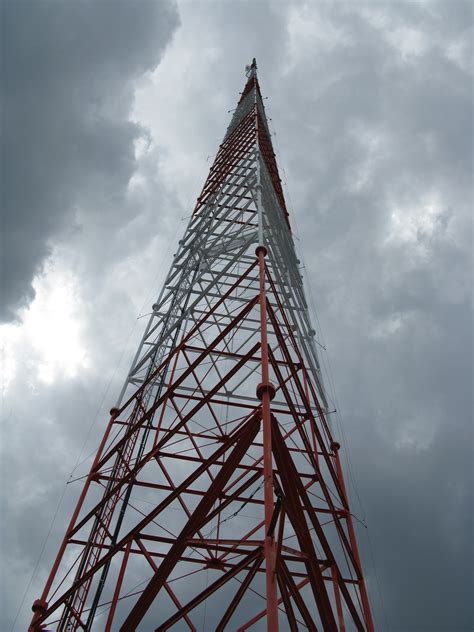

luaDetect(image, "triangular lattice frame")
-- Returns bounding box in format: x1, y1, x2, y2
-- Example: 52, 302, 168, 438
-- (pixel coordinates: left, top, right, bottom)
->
30, 59, 374, 632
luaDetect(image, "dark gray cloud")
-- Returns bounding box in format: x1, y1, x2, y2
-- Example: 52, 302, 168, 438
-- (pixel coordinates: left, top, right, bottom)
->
268, 3, 472, 629
1, 0, 179, 321
1, 1, 472, 630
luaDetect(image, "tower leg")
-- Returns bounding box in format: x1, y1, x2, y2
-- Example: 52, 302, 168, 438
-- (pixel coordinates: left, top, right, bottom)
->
334, 444, 375, 631
257, 245, 279, 632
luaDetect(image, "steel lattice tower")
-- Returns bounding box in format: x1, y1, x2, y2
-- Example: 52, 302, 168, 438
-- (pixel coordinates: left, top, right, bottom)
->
30, 60, 374, 632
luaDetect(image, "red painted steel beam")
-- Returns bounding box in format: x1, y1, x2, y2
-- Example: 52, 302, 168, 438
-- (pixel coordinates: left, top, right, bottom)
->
277, 573, 299, 632
271, 427, 337, 630
28, 409, 118, 630
256, 244, 279, 632
119, 414, 260, 630
135, 538, 197, 632
237, 577, 311, 631
279, 561, 318, 632
272, 420, 366, 630
70, 341, 261, 539
114, 259, 258, 429
334, 445, 375, 632
37, 414, 261, 623
155, 549, 262, 631
215, 553, 263, 631
104, 540, 131, 632
93, 294, 259, 477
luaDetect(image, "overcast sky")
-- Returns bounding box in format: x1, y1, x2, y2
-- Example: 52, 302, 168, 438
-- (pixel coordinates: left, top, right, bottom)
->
1, 1, 472, 630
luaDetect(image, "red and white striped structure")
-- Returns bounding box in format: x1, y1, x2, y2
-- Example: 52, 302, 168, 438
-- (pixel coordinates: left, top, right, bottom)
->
30, 59, 374, 631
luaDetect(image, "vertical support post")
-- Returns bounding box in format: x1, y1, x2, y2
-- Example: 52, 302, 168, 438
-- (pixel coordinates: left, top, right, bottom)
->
331, 565, 345, 631
333, 442, 375, 632
255, 102, 279, 629
256, 244, 279, 632
29, 409, 119, 631
104, 540, 132, 632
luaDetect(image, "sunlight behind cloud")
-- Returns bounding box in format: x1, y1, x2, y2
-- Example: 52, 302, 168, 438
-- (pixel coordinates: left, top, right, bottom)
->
28, 263, 88, 384
386, 192, 446, 248
0, 323, 19, 393
3, 258, 89, 390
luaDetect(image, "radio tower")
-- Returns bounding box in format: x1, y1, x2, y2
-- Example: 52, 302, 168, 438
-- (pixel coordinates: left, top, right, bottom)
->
30, 59, 374, 631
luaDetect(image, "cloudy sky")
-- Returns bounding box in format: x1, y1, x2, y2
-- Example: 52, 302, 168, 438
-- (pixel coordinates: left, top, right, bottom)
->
1, 1, 472, 630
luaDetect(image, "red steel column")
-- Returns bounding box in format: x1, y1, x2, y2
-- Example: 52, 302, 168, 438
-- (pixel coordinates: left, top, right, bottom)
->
331, 565, 346, 631
29, 408, 119, 632
256, 244, 279, 632
333, 442, 375, 632
255, 73, 278, 630
104, 540, 132, 632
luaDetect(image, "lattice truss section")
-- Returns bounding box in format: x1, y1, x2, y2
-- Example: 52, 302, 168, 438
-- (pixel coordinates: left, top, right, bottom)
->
30, 60, 374, 632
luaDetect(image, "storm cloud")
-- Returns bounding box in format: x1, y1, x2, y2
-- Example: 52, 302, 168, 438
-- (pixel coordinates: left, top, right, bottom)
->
1, 1, 472, 631
1, 0, 179, 321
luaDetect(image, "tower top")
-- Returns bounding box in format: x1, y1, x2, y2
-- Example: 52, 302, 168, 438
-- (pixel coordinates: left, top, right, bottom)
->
229, 59, 290, 229
245, 57, 257, 78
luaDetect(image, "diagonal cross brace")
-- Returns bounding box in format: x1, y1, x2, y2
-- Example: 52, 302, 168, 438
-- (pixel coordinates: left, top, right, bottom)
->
119, 413, 261, 630
271, 422, 338, 631
40, 412, 261, 623
272, 420, 366, 631
156, 549, 263, 631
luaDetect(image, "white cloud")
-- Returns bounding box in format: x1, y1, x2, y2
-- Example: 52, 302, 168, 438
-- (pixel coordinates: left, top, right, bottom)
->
444, 36, 472, 73
2, 258, 88, 390
386, 25, 430, 61
386, 191, 446, 249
